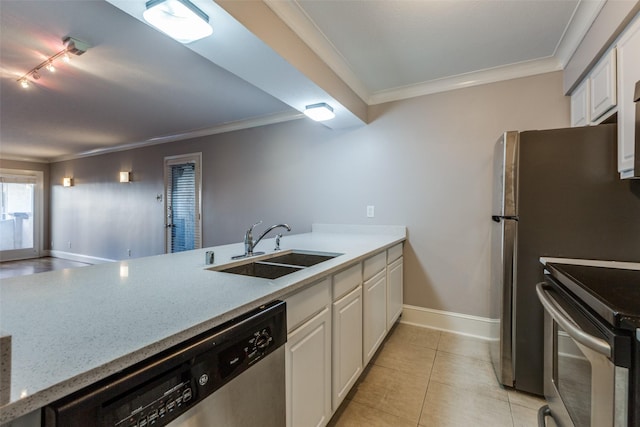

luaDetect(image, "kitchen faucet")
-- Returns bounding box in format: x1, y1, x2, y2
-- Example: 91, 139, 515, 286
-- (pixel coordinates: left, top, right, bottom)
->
233, 221, 291, 259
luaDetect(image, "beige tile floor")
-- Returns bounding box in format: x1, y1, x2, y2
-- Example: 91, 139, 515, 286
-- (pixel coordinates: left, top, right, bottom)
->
328, 323, 547, 427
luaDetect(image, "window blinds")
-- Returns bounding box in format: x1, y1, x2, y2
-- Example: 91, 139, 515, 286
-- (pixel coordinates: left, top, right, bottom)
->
168, 163, 199, 253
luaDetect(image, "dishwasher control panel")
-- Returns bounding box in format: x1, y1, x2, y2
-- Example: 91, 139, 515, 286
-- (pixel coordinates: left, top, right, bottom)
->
44, 301, 287, 427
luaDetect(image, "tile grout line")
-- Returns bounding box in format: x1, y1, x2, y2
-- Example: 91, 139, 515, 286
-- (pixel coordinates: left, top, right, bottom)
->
415, 332, 441, 427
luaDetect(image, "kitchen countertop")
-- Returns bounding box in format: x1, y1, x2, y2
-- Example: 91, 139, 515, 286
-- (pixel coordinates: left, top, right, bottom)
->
0, 224, 406, 424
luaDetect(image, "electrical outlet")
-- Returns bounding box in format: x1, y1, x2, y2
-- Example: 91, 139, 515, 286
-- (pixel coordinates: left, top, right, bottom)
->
366, 205, 375, 218
127, 249, 131, 257
67, 241, 71, 249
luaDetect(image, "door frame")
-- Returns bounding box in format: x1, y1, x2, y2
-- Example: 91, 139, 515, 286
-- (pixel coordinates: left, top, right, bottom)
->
163, 153, 202, 253
0, 168, 44, 261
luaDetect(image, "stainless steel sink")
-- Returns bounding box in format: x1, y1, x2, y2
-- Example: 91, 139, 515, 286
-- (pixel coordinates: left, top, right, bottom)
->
266, 250, 341, 267
220, 262, 303, 279
211, 250, 342, 279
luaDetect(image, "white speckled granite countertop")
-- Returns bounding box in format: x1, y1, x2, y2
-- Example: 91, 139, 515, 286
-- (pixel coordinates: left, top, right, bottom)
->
0, 224, 406, 423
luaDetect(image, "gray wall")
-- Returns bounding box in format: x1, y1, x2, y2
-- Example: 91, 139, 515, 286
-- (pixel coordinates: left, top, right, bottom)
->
50, 71, 570, 317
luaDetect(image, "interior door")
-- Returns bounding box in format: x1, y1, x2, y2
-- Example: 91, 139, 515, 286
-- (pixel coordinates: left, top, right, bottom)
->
164, 154, 202, 253
0, 170, 43, 261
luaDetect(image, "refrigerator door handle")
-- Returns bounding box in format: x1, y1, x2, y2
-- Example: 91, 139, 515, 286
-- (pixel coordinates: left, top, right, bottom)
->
492, 215, 519, 222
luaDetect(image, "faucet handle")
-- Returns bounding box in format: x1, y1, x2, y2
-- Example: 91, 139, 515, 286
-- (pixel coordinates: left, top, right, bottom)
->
249, 220, 263, 232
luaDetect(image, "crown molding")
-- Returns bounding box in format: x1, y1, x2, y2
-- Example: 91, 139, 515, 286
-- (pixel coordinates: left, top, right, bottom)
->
554, 0, 607, 68
0, 155, 51, 164
264, 0, 370, 103
368, 57, 563, 105
48, 110, 304, 163
265, 0, 603, 106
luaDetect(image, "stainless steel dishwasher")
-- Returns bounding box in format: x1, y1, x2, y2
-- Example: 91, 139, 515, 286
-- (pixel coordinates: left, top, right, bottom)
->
43, 301, 286, 427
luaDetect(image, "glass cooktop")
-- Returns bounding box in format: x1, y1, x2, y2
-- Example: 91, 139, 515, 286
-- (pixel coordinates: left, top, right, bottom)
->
546, 263, 640, 330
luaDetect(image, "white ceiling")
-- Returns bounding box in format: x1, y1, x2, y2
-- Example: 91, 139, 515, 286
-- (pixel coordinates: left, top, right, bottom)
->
0, 0, 604, 163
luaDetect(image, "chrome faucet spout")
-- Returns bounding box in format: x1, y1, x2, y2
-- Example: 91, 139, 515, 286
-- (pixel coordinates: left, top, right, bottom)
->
240, 222, 291, 257
254, 224, 291, 249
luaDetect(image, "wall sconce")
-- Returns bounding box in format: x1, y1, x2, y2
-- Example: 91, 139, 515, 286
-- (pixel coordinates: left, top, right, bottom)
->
119, 172, 131, 183
62, 177, 73, 187
143, 0, 213, 44
303, 103, 335, 121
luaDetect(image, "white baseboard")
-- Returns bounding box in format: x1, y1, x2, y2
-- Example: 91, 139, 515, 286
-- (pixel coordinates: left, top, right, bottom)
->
46, 250, 116, 265
400, 304, 498, 341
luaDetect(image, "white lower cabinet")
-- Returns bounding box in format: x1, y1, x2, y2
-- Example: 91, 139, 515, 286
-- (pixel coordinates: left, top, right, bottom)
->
285, 306, 332, 427
285, 278, 332, 427
387, 256, 404, 329
284, 244, 405, 425
363, 269, 387, 365
332, 284, 363, 410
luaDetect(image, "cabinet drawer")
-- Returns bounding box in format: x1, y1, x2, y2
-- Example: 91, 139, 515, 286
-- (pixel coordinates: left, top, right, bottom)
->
332, 263, 361, 300
363, 252, 385, 281
387, 243, 403, 264
285, 277, 331, 332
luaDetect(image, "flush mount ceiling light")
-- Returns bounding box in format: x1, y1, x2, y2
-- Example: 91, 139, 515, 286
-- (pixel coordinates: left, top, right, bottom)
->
143, 0, 213, 44
303, 103, 336, 122
16, 36, 89, 89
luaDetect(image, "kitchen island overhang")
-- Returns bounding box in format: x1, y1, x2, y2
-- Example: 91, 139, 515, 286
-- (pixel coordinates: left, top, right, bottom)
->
0, 224, 406, 424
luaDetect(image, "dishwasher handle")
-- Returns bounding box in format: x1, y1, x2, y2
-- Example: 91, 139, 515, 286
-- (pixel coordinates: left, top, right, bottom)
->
535, 282, 611, 358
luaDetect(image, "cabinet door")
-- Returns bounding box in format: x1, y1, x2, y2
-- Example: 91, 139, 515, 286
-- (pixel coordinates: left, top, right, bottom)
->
332, 285, 363, 410
363, 270, 387, 365
570, 78, 589, 127
286, 306, 332, 427
387, 257, 404, 329
617, 15, 640, 178
589, 48, 617, 122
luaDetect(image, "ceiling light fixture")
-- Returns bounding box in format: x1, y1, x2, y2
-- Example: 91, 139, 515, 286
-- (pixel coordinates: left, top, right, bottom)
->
143, 0, 213, 44
16, 37, 89, 89
303, 103, 336, 121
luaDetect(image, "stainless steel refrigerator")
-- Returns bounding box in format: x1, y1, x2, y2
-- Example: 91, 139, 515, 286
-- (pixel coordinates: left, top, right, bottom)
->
490, 123, 640, 396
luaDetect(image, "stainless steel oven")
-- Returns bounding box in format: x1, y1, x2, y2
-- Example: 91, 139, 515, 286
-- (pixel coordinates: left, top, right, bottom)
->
537, 280, 630, 427
535, 261, 640, 427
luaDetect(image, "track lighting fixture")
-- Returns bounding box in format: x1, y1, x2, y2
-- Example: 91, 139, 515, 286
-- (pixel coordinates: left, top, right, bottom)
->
16, 36, 90, 89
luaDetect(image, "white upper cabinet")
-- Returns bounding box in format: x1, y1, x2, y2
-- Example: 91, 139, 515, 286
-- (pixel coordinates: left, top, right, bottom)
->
570, 48, 617, 127
589, 48, 617, 122
617, 14, 640, 178
570, 78, 590, 127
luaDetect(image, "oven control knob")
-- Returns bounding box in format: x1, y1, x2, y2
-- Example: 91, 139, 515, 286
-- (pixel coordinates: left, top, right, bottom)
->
199, 373, 209, 386
255, 331, 271, 350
